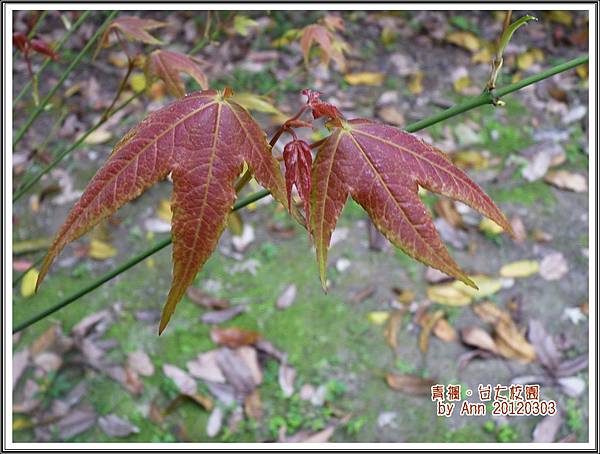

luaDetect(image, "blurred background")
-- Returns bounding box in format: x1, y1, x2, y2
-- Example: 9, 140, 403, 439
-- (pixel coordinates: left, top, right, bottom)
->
12, 9, 589, 443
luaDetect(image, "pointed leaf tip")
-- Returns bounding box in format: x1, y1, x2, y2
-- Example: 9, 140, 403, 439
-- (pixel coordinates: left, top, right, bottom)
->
310, 120, 511, 288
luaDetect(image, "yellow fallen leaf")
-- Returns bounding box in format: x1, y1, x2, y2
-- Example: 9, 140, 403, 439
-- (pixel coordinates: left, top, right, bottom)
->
380, 26, 396, 46
368, 311, 390, 325
129, 72, 146, 93
271, 28, 301, 48
453, 150, 488, 170
471, 46, 493, 64
547, 10, 573, 27
13, 418, 32, 431
517, 52, 535, 70
20, 268, 39, 298
233, 15, 258, 37
427, 283, 472, 306
83, 128, 113, 145
576, 64, 588, 80
157, 199, 172, 222
344, 72, 385, 86
108, 52, 128, 68
479, 218, 504, 235
408, 71, 424, 95
446, 31, 480, 52
453, 75, 471, 93
230, 92, 286, 118
453, 275, 503, 299
89, 239, 117, 260
499, 260, 540, 278
147, 257, 155, 269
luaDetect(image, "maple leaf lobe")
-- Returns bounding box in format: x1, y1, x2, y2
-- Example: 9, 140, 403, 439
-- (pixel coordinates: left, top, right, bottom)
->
311, 119, 513, 290
36, 90, 288, 335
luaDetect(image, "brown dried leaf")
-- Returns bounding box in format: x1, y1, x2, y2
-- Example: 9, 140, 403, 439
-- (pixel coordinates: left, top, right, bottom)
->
385, 373, 436, 395
210, 327, 260, 348
244, 389, 263, 420
187, 287, 230, 310
385, 309, 404, 350
460, 326, 498, 354
419, 309, 444, 352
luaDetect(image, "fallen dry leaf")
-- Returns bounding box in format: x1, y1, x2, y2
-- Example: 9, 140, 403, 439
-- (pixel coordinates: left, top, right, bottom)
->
368, 311, 390, 325
539, 253, 569, 281
186, 350, 226, 383
98, 414, 140, 438
344, 72, 385, 86
244, 389, 263, 420
445, 31, 480, 51
278, 361, 296, 398
126, 350, 154, 377
544, 170, 587, 192
210, 327, 260, 348
427, 282, 472, 306
163, 364, 197, 395
499, 260, 540, 278
408, 71, 424, 95
186, 287, 230, 310
206, 406, 223, 438
88, 239, 117, 260
419, 310, 444, 353
461, 326, 498, 354
216, 347, 260, 397
385, 309, 404, 350
494, 318, 537, 363
533, 414, 563, 442
201, 306, 246, 324
385, 373, 436, 395
276, 284, 297, 309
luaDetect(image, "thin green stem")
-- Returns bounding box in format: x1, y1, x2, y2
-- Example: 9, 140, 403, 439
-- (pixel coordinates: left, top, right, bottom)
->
13, 189, 271, 333
13, 11, 118, 147
13, 11, 92, 108
13, 92, 140, 202
27, 11, 49, 38
12, 54, 589, 333
406, 54, 588, 133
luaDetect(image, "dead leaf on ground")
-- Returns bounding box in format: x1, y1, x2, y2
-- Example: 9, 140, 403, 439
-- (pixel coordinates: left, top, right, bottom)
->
215, 347, 259, 397
461, 326, 498, 354
126, 350, 154, 377
499, 260, 540, 278
186, 287, 230, 310
244, 389, 263, 420
276, 284, 297, 309
445, 31, 480, 51
539, 252, 569, 281
544, 170, 588, 192
528, 320, 561, 370
278, 361, 296, 398
419, 309, 444, 353
13, 350, 30, 388
533, 415, 563, 442
206, 406, 223, 438
434, 199, 463, 228
56, 405, 97, 439
186, 350, 226, 383
88, 239, 117, 260
210, 327, 260, 348
98, 414, 140, 437
385, 373, 436, 395
163, 364, 197, 395
201, 306, 246, 324
344, 72, 385, 86
385, 309, 404, 350
494, 318, 537, 363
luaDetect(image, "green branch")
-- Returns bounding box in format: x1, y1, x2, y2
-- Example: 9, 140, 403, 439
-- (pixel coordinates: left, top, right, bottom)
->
13, 92, 140, 202
13, 11, 118, 147
12, 54, 589, 333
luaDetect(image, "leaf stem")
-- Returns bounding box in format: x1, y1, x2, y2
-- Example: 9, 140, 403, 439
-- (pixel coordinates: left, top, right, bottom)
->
13, 54, 589, 333
13, 11, 92, 108
13, 11, 118, 148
